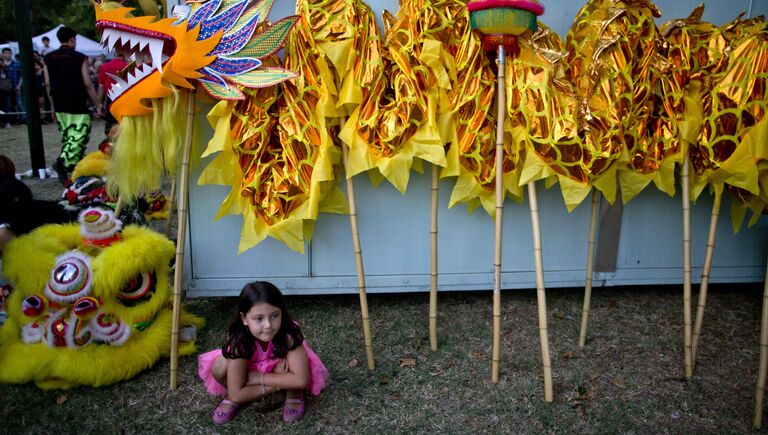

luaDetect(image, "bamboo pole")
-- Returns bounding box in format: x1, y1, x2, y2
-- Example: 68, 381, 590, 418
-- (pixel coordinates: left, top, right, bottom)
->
682, 153, 693, 379
114, 195, 123, 217
429, 163, 439, 351
491, 45, 505, 384
753, 252, 768, 429
165, 178, 177, 237
691, 193, 721, 368
340, 117, 375, 370
170, 90, 196, 390
527, 180, 553, 402
579, 191, 600, 349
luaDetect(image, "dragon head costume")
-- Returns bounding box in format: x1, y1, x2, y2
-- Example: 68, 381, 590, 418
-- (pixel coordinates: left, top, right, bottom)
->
94, 0, 298, 120
94, 0, 298, 200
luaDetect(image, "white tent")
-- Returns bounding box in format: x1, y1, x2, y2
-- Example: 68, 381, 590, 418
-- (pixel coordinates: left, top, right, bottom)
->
0, 42, 19, 56
32, 24, 109, 58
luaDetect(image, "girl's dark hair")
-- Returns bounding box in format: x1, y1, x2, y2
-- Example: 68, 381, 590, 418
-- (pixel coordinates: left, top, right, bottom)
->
222, 281, 303, 360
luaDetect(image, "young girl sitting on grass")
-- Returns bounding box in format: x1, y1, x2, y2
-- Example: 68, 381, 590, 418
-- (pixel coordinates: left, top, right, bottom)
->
198, 281, 329, 425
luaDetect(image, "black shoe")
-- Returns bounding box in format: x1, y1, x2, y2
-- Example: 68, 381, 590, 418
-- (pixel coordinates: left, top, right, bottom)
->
52, 158, 69, 185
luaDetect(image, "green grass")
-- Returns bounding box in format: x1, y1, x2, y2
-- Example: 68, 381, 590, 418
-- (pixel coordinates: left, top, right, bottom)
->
1, 285, 765, 434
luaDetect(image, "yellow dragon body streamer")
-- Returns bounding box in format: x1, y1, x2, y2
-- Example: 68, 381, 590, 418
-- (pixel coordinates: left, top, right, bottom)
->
693, 16, 768, 229
509, 26, 590, 212
442, 0, 514, 215
343, 0, 453, 193
563, 0, 661, 205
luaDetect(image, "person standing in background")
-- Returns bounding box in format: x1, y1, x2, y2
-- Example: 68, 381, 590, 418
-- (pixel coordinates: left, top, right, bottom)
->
39, 37, 54, 121
12, 53, 24, 124
0, 48, 20, 128
40, 36, 51, 56
18, 52, 51, 124
44, 26, 102, 184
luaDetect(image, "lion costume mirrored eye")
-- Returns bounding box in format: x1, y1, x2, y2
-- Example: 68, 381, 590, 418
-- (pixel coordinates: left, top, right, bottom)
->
45, 251, 93, 304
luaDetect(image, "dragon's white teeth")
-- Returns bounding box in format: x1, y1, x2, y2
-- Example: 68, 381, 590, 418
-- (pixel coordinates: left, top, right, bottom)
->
107, 72, 129, 89
105, 62, 156, 100
101, 29, 165, 67
108, 84, 120, 101
99, 28, 169, 99
104, 31, 118, 52
148, 39, 163, 73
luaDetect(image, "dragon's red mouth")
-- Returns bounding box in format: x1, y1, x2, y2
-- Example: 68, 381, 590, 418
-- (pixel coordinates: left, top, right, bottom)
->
96, 22, 176, 100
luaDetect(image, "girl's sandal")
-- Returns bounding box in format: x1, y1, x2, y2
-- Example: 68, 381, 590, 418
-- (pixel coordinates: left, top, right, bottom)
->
212, 399, 240, 425
282, 398, 305, 423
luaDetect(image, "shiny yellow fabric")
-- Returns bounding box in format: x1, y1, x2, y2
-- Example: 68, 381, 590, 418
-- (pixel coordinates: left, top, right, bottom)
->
443, 0, 512, 216
694, 17, 768, 227
198, 49, 344, 253
342, 0, 453, 193
649, 7, 724, 205
509, 27, 591, 211
613, 3, 668, 203
563, 0, 662, 205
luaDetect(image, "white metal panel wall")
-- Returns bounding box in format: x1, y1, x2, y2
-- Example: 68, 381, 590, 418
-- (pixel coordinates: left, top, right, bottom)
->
184, 0, 768, 297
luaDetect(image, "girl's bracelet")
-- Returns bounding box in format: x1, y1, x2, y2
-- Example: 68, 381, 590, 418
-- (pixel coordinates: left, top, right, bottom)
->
261, 372, 266, 395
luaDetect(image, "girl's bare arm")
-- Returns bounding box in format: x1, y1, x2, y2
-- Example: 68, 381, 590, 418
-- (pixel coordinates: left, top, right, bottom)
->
225, 358, 275, 403
263, 345, 310, 391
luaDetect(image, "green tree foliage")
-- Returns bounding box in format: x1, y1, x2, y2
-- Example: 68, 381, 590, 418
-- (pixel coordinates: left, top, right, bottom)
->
0, 0, 144, 44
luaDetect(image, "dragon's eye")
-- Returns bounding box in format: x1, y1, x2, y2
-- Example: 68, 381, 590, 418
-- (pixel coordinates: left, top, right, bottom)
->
117, 272, 156, 306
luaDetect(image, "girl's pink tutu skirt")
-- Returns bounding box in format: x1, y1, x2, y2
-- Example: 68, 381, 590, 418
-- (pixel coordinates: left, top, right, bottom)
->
198, 342, 329, 397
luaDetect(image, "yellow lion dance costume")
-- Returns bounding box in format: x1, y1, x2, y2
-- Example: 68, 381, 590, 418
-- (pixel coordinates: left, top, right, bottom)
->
0, 207, 203, 389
